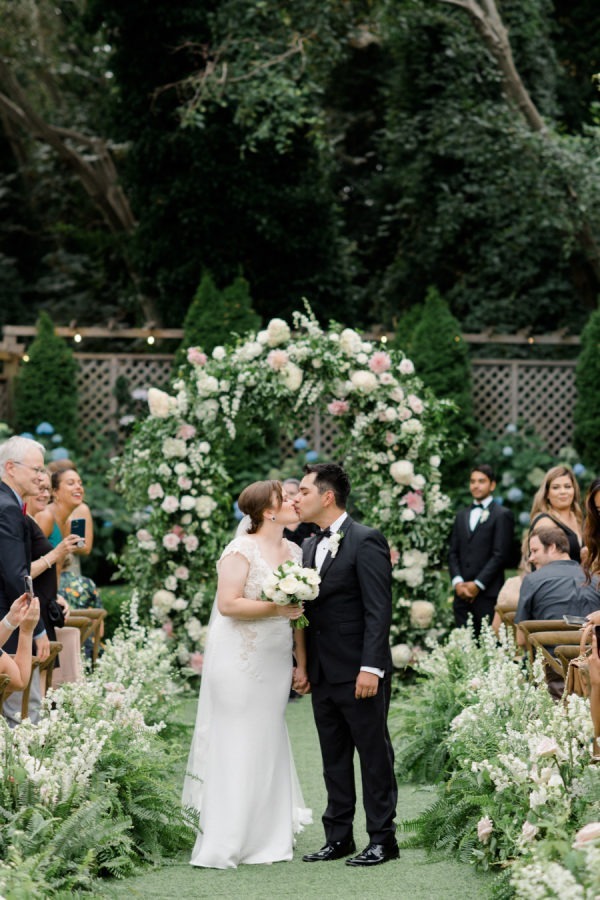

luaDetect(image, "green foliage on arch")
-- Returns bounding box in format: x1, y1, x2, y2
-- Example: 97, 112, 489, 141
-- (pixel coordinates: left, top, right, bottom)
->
116, 308, 456, 670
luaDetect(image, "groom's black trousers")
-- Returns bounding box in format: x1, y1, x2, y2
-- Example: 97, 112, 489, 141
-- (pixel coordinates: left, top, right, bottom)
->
310, 674, 397, 844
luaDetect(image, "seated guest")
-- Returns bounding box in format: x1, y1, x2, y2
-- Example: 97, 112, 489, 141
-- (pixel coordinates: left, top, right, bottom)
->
515, 528, 585, 698
0, 593, 42, 692
24, 472, 84, 684
529, 465, 583, 562
589, 628, 600, 758
492, 534, 531, 635
574, 478, 600, 624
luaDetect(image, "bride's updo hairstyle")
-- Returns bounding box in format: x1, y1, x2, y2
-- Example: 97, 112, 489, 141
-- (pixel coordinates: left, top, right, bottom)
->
238, 480, 283, 534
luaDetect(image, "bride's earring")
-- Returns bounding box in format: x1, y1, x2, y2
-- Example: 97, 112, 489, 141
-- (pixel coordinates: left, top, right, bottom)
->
271, 515, 276, 521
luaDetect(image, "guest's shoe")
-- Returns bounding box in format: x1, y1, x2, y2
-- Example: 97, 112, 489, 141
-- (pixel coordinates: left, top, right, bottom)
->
302, 838, 356, 862
345, 840, 400, 866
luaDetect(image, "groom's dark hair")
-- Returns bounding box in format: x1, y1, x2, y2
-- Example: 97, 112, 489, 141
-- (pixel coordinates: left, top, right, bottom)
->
303, 463, 351, 508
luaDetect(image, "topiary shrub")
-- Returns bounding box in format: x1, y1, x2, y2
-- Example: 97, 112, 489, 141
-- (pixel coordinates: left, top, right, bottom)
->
174, 271, 261, 368
574, 304, 600, 470
13, 311, 79, 450
400, 288, 477, 491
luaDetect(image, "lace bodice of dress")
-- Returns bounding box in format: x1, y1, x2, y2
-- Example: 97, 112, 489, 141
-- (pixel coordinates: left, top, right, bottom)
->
218, 535, 302, 600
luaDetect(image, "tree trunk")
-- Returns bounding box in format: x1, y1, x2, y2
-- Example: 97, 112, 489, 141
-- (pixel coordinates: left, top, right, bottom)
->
438, 0, 600, 287
0, 60, 163, 326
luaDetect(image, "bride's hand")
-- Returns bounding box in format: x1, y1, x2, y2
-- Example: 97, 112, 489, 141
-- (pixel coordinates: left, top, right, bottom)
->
277, 603, 304, 620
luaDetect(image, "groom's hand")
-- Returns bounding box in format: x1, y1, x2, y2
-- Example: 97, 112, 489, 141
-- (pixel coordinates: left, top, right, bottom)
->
355, 671, 379, 700
293, 667, 311, 694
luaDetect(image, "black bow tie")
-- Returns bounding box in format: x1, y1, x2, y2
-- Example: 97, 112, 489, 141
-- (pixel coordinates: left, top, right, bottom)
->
314, 527, 332, 540
471, 502, 483, 509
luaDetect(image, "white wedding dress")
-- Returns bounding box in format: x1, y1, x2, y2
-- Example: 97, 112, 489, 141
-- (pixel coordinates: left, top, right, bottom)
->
182, 535, 312, 869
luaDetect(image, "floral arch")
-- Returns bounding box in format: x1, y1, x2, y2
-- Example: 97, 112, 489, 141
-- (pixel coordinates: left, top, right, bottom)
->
117, 308, 455, 670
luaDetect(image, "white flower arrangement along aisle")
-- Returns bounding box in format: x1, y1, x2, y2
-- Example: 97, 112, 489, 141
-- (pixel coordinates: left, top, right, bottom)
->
116, 306, 457, 670
391, 624, 600, 898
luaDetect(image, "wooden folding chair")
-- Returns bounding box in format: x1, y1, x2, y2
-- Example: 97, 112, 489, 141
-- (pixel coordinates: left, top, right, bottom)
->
517, 620, 581, 666
0, 673, 12, 708
555, 644, 586, 679
494, 604, 517, 637
528, 631, 583, 679
73, 608, 106, 666
21, 640, 62, 719
66, 615, 94, 647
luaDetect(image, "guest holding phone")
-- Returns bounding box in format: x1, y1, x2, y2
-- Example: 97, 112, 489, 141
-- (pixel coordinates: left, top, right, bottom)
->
35, 466, 102, 614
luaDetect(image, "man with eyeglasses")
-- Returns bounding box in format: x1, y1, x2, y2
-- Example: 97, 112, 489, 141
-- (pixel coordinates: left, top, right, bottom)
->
0, 436, 48, 725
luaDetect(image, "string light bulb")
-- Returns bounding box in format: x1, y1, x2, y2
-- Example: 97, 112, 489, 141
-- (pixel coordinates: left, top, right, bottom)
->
147, 334, 155, 345
73, 332, 82, 344
22, 353, 30, 363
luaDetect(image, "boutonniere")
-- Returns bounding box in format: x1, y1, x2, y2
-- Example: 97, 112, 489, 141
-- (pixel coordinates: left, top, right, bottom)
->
479, 509, 490, 525
328, 531, 344, 558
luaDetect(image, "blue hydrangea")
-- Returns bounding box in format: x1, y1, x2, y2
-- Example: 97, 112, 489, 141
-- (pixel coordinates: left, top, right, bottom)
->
233, 501, 244, 521
51, 434, 63, 444
50, 447, 70, 461
495, 495, 504, 505
507, 487, 523, 503
305, 450, 319, 462
502, 446, 514, 457
35, 421, 54, 435
573, 463, 586, 477
293, 437, 308, 450
19, 432, 35, 440
519, 511, 531, 526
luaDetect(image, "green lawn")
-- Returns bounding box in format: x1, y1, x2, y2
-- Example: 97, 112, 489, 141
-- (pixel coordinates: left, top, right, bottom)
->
100, 696, 494, 900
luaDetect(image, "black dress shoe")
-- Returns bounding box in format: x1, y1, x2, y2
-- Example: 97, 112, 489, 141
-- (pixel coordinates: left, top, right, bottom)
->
345, 840, 400, 866
302, 838, 356, 862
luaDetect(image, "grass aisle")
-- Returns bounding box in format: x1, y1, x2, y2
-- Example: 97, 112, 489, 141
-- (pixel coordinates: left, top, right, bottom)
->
103, 696, 493, 900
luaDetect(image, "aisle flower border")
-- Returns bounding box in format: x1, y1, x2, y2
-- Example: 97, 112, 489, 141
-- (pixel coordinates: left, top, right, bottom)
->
391, 625, 600, 898
117, 307, 456, 668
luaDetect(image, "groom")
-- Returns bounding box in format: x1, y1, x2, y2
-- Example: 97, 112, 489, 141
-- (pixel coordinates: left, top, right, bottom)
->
294, 462, 398, 867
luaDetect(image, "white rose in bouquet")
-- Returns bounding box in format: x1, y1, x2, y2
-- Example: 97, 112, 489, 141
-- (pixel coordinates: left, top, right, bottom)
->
279, 575, 302, 595
148, 387, 172, 418
262, 560, 321, 627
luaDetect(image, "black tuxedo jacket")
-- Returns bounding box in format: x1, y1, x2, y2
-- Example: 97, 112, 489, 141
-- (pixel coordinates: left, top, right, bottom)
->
302, 516, 393, 685
0, 481, 35, 653
448, 500, 514, 600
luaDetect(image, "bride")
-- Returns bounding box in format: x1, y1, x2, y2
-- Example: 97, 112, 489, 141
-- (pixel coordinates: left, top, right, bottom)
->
182, 479, 312, 868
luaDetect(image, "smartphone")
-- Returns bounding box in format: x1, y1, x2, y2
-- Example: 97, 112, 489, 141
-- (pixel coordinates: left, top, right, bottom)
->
595, 626, 600, 658
563, 615, 588, 626
24, 574, 33, 604
70, 517, 86, 548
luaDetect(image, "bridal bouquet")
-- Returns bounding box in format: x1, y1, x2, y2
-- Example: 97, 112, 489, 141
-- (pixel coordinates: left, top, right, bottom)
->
262, 560, 321, 629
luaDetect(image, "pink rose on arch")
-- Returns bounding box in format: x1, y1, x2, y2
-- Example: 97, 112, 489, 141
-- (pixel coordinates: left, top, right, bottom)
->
398, 407, 412, 421
178, 475, 193, 490
379, 372, 395, 385
327, 400, 350, 416
172, 525, 185, 538
408, 394, 424, 415
162, 620, 174, 637
389, 547, 400, 566
178, 423, 197, 440
175, 565, 190, 581
385, 431, 397, 446
399, 358, 415, 375
148, 483, 164, 501
267, 349, 290, 371
184, 534, 199, 552
189, 651, 204, 674
162, 533, 181, 551
369, 351, 391, 374
136, 529, 152, 543
187, 347, 207, 366
404, 491, 425, 515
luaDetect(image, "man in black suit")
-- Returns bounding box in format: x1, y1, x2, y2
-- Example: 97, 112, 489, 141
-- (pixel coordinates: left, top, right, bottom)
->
448, 464, 514, 637
294, 463, 398, 868
0, 436, 48, 724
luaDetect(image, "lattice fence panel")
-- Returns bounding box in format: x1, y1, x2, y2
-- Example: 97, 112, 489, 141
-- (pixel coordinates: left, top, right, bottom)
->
76, 354, 172, 453
472, 360, 576, 454
471, 362, 515, 435
516, 363, 576, 455
0, 381, 9, 423
280, 410, 341, 464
